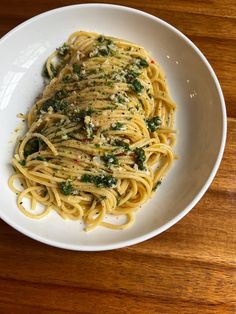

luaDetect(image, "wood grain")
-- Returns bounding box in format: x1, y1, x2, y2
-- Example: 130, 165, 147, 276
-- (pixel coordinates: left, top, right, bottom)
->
0, 1, 235, 313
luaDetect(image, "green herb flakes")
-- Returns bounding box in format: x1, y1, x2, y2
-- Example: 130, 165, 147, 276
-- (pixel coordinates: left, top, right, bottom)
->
57, 43, 70, 57
111, 122, 124, 130
152, 180, 162, 191
35, 156, 46, 161
19, 160, 26, 166
113, 139, 130, 151
72, 63, 81, 76
81, 174, 117, 188
40, 90, 68, 113
70, 108, 94, 123
102, 154, 118, 167
134, 147, 146, 170
136, 58, 149, 68
59, 181, 74, 195
146, 116, 162, 132
131, 79, 144, 93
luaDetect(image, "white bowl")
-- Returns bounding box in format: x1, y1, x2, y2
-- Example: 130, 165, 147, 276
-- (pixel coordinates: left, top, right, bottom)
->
0, 4, 226, 251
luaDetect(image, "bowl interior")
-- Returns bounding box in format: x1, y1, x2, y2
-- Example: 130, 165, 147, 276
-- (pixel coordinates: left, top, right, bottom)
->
0, 4, 225, 250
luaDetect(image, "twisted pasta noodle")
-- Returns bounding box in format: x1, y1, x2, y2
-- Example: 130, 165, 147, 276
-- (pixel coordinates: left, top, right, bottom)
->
9, 31, 176, 231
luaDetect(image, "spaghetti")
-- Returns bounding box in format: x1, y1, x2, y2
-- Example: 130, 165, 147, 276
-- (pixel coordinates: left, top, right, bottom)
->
9, 31, 176, 231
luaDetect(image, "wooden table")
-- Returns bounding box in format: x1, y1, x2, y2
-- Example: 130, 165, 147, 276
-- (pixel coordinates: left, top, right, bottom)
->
0, 1, 235, 313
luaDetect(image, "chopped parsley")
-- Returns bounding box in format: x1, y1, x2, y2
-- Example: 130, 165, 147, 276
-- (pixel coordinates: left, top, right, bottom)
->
125, 70, 139, 83
81, 174, 117, 188
72, 63, 82, 76
62, 74, 73, 83
51, 64, 59, 78
90, 36, 116, 57
116, 93, 128, 104
97, 36, 113, 46
70, 108, 94, 123
85, 123, 94, 139
99, 48, 109, 56
97, 35, 108, 43
136, 58, 149, 68
55, 90, 68, 99
152, 180, 162, 191
113, 139, 130, 151
43, 63, 59, 79
19, 160, 26, 166
57, 43, 70, 57
124, 70, 143, 94
146, 116, 162, 132
35, 156, 46, 161
131, 79, 144, 93
111, 122, 124, 130
106, 81, 114, 87
134, 147, 146, 170
102, 154, 118, 167
40, 90, 68, 113
42, 63, 50, 79
59, 181, 74, 195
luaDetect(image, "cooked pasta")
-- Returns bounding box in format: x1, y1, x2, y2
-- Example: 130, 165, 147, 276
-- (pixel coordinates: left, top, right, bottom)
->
9, 31, 176, 231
